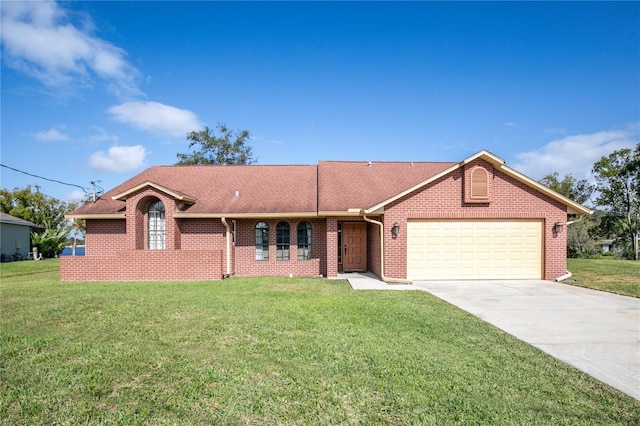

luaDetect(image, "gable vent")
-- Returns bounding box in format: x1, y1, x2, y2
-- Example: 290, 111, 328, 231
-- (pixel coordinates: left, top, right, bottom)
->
471, 167, 489, 198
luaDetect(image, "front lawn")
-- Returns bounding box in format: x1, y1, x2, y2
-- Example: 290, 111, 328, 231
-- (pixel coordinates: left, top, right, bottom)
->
1, 259, 638, 424
566, 258, 640, 297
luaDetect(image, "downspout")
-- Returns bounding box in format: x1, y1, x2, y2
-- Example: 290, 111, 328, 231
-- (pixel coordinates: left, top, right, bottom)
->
221, 218, 232, 278
362, 213, 412, 284
556, 216, 584, 282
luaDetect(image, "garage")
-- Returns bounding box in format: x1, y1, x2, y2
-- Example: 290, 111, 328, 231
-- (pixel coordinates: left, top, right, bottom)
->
407, 220, 543, 280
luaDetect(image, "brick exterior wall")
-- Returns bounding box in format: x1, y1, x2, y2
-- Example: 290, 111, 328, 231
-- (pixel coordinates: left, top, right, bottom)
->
85, 220, 125, 256
124, 189, 180, 250
382, 159, 567, 280
233, 218, 324, 278
326, 218, 338, 278
60, 250, 223, 282
367, 220, 382, 278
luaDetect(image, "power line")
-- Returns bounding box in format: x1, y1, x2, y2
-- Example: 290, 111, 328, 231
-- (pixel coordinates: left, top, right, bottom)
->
1, 163, 89, 194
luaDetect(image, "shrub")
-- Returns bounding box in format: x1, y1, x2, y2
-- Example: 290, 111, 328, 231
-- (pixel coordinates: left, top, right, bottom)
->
31, 228, 69, 258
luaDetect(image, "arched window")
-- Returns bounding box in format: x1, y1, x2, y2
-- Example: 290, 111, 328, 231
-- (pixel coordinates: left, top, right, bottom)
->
276, 221, 290, 260
148, 199, 165, 250
255, 222, 269, 260
471, 167, 489, 199
297, 221, 312, 260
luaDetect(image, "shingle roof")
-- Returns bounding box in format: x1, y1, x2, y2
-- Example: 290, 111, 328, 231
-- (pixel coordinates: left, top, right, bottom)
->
69, 161, 457, 218
318, 161, 456, 212
67, 151, 592, 218
70, 164, 319, 216
0, 212, 39, 227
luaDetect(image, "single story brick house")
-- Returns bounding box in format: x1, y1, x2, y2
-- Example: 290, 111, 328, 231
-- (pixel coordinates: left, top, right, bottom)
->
62, 150, 591, 282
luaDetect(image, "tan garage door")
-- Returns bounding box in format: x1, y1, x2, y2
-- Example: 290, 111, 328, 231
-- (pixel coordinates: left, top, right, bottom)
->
407, 220, 542, 280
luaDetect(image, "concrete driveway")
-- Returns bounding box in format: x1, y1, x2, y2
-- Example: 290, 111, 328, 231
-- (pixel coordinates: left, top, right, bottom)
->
412, 280, 640, 400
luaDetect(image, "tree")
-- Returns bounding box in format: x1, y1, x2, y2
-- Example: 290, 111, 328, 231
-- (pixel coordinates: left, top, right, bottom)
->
566, 213, 601, 258
592, 144, 640, 260
539, 172, 594, 205
0, 185, 77, 231
1, 185, 79, 258
540, 172, 597, 258
176, 124, 256, 165
31, 228, 68, 258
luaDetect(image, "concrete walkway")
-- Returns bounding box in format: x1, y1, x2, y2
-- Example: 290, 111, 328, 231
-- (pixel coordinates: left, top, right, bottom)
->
338, 272, 419, 290
342, 274, 640, 400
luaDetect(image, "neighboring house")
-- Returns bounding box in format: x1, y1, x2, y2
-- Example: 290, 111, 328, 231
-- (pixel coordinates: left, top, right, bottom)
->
601, 239, 615, 253
62, 150, 591, 282
0, 212, 39, 261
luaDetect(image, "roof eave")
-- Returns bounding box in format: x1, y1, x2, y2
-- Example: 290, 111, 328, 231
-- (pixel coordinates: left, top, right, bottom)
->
112, 181, 197, 203
364, 163, 460, 213
173, 212, 318, 219
318, 210, 366, 217
461, 149, 505, 166
65, 214, 126, 220
498, 164, 593, 216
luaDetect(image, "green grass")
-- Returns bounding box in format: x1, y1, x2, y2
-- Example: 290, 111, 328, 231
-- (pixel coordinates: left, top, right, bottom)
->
1, 260, 639, 424
566, 258, 640, 298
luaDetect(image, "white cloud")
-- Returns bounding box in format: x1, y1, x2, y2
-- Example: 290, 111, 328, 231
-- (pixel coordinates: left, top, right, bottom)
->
35, 127, 68, 141
66, 189, 87, 202
89, 145, 148, 173
512, 124, 639, 180
0, 0, 141, 98
88, 126, 119, 144
108, 101, 202, 138
504, 122, 517, 128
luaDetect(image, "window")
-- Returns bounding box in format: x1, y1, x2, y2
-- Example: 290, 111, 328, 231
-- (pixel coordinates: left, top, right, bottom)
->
255, 222, 269, 260
297, 221, 312, 260
148, 199, 165, 250
276, 221, 290, 260
471, 167, 489, 199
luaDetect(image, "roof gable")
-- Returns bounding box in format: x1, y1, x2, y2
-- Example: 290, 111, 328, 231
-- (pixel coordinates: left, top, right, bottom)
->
112, 181, 197, 203
357, 150, 591, 216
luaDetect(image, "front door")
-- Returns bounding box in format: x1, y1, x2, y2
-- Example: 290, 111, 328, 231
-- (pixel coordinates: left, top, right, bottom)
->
342, 222, 366, 272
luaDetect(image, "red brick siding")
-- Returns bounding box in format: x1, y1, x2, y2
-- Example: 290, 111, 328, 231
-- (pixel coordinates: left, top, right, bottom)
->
367, 220, 382, 278
60, 250, 223, 282
233, 218, 324, 277
85, 220, 125, 256
124, 189, 180, 250
326, 218, 338, 278
177, 218, 223, 250
384, 159, 567, 280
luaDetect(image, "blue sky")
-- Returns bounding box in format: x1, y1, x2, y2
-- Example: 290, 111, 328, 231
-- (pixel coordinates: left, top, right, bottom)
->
1, 1, 638, 203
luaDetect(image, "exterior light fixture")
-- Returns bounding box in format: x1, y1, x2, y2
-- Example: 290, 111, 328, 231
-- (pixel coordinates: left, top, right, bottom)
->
553, 222, 564, 234
391, 223, 400, 236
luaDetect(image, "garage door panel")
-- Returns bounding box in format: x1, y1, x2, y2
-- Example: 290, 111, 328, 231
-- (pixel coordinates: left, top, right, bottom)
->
407, 220, 542, 280
459, 251, 474, 261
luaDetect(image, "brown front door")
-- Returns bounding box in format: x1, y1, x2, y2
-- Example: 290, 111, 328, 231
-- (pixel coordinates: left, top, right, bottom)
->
342, 222, 366, 272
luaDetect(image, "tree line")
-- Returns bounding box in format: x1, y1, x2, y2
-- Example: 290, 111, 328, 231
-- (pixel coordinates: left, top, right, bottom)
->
540, 144, 639, 260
